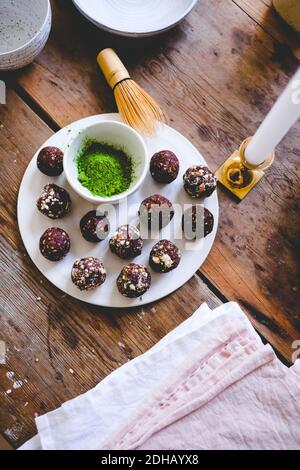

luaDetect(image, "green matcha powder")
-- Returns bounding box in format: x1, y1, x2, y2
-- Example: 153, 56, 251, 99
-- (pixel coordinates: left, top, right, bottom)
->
76, 141, 134, 198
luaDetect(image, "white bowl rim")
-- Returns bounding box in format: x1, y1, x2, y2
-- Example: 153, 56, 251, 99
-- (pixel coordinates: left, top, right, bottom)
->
73, 0, 198, 36
0, 0, 51, 58
64, 120, 149, 204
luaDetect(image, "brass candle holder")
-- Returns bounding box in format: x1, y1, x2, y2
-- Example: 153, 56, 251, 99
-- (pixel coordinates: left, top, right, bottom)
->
215, 137, 275, 200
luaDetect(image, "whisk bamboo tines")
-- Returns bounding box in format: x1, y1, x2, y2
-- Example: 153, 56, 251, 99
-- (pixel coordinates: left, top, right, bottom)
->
97, 48, 165, 135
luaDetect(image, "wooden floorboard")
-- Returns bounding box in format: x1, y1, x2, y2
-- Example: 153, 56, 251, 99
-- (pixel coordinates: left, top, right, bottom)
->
233, 0, 300, 55
0, 434, 14, 451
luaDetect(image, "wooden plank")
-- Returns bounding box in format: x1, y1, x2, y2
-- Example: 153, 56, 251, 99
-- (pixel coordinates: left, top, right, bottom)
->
233, 0, 300, 56
0, 435, 13, 451
0, 89, 221, 447
9, 0, 300, 362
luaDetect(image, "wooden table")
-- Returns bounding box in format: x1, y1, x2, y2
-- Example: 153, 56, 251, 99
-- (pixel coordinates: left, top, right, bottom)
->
1, 0, 300, 450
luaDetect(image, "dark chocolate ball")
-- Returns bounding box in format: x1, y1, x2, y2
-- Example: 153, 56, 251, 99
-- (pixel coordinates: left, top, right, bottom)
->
71, 257, 107, 291
150, 150, 179, 184
39, 227, 70, 262
139, 194, 174, 230
37, 184, 72, 219
117, 264, 151, 298
110, 225, 143, 259
183, 166, 217, 198
80, 211, 109, 243
37, 147, 64, 176
149, 240, 181, 273
182, 206, 214, 239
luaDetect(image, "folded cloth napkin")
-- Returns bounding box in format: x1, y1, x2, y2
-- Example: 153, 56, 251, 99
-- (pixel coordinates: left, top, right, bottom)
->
20, 302, 300, 450
102, 316, 300, 450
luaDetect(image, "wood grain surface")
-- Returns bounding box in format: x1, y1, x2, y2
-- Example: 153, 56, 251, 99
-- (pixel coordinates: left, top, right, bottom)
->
234, 0, 300, 54
0, 435, 13, 451
1, 0, 300, 449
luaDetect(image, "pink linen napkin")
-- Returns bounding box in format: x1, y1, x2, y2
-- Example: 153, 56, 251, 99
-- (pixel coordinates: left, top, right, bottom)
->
20, 302, 300, 450
101, 317, 300, 450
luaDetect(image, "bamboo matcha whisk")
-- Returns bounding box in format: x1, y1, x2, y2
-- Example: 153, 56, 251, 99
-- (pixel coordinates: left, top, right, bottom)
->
97, 48, 165, 135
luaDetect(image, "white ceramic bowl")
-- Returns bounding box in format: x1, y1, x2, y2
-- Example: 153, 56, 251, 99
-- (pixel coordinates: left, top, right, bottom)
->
0, 0, 52, 71
73, 0, 198, 37
64, 120, 148, 204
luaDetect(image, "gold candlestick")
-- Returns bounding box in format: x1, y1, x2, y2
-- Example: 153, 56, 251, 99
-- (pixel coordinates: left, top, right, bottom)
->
215, 137, 275, 200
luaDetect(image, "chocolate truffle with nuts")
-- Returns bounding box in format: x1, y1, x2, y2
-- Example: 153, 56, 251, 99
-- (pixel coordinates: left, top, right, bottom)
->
117, 263, 151, 298
183, 166, 217, 198
182, 206, 214, 239
150, 150, 180, 184
149, 240, 181, 273
37, 146, 64, 176
37, 184, 71, 219
139, 194, 174, 230
80, 211, 109, 243
110, 225, 143, 259
39, 227, 70, 262
71, 257, 106, 291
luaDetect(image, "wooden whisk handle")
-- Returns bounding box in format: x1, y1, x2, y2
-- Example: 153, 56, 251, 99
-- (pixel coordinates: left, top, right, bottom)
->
97, 48, 131, 89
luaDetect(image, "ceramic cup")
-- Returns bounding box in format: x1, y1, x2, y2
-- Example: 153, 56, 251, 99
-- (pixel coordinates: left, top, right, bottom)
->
0, 0, 52, 71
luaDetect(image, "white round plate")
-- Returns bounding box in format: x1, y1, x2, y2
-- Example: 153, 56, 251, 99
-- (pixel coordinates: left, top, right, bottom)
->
18, 114, 218, 308
72, 0, 198, 37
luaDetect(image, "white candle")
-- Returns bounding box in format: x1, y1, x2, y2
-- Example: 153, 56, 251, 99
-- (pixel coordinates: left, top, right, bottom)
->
245, 67, 300, 166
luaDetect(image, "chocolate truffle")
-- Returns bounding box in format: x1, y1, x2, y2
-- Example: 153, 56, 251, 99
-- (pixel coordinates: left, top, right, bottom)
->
182, 206, 214, 239
110, 225, 143, 259
39, 227, 70, 262
37, 146, 64, 176
149, 240, 181, 273
150, 150, 180, 184
117, 264, 151, 298
139, 194, 174, 230
37, 184, 72, 219
183, 166, 217, 198
71, 257, 106, 291
80, 211, 109, 243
